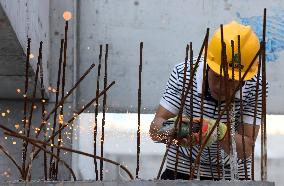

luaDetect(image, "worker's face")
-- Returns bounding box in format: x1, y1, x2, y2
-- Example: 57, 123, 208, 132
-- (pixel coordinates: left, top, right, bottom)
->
207, 67, 239, 101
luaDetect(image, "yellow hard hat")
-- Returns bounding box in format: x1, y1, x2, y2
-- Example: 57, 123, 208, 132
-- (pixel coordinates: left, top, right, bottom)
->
207, 21, 260, 80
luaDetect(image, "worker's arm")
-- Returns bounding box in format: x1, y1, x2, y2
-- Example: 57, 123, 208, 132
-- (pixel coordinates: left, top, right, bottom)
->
149, 105, 176, 142
219, 123, 260, 159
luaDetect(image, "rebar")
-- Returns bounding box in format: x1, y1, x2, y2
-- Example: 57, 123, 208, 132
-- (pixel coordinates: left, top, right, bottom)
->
217, 60, 223, 179
251, 49, 262, 180
0, 145, 23, 177
196, 27, 211, 179
35, 63, 96, 139
190, 46, 262, 179
94, 45, 103, 181
48, 38, 64, 179
100, 44, 109, 180
21, 37, 31, 178
221, 24, 237, 180
20, 134, 75, 181
261, 8, 267, 181
173, 43, 189, 179
188, 43, 194, 178
54, 20, 69, 179
25, 81, 116, 177
24, 41, 43, 179
157, 29, 209, 179
238, 35, 248, 179
39, 55, 48, 180
136, 42, 143, 178
4, 128, 133, 180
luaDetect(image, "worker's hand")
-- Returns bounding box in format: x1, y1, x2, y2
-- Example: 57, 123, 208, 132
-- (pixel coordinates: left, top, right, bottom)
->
179, 118, 227, 147
157, 115, 197, 138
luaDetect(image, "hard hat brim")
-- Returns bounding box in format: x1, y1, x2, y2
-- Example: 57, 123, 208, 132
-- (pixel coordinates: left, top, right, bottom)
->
206, 57, 258, 81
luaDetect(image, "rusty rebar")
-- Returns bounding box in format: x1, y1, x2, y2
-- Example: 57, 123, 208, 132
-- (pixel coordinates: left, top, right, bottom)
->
35, 63, 96, 139
251, 49, 262, 180
47, 38, 64, 179
21, 37, 31, 178
156, 30, 209, 179
190, 45, 262, 179
23, 41, 43, 180
4, 133, 76, 181
261, 8, 267, 181
173, 43, 189, 179
220, 25, 232, 159
238, 35, 248, 179
216, 60, 222, 179
25, 81, 116, 177
55, 21, 69, 179
5, 130, 134, 180
94, 45, 103, 181
0, 144, 23, 177
188, 43, 194, 178
196, 27, 211, 179
39, 56, 48, 180
136, 42, 143, 178
100, 44, 108, 180
221, 25, 234, 180
55, 36, 68, 180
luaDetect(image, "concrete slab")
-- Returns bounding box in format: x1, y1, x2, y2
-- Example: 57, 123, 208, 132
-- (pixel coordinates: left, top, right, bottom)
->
0, 180, 276, 186
0, 76, 41, 99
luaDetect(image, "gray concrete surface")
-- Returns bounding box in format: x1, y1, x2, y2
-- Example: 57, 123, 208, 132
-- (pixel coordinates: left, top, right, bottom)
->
0, 0, 50, 96
0, 0, 283, 184
0, 0, 77, 181
0, 3, 39, 99
77, 0, 284, 114
0, 180, 276, 186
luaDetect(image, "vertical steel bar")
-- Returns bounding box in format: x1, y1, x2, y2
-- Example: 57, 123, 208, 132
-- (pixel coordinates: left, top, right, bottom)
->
55, 36, 67, 180
39, 53, 48, 180
100, 44, 109, 180
217, 60, 223, 179
21, 37, 31, 179
26, 41, 43, 142
188, 43, 194, 179
190, 48, 262, 179
35, 63, 96, 139
136, 42, 143, 178
197, 28, 211, 179
221, 24, 236, 180
261, 8, 267, 181
156, 30, 209, 179
25, 81, 115, 175
94, 45, 103, 181
251, 47, 262, 181
238, 35, 248, 179
48, 38, 64, 179
220, 24, 231, 180
55, 20, 69, 179
173, 44, 189, 179
24, 41, 43, 180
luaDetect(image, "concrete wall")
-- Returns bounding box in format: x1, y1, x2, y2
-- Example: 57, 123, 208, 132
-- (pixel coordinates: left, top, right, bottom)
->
0, 0, 284, 183
0, 0, 50, 92
77, 0, 284, 114
0, 0, 77, 181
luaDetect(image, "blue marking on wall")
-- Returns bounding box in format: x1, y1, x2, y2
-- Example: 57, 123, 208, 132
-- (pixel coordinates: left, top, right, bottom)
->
236, 9, 284, 62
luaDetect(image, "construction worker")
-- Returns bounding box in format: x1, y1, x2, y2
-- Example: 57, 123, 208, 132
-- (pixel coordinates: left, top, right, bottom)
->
149, 21, 267, 180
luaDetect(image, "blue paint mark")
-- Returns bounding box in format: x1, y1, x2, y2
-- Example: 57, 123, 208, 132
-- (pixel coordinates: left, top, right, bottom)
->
236, 9, 284, 62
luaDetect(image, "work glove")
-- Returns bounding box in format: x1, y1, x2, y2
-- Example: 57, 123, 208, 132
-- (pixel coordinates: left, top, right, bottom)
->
189, 117, 227, 147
